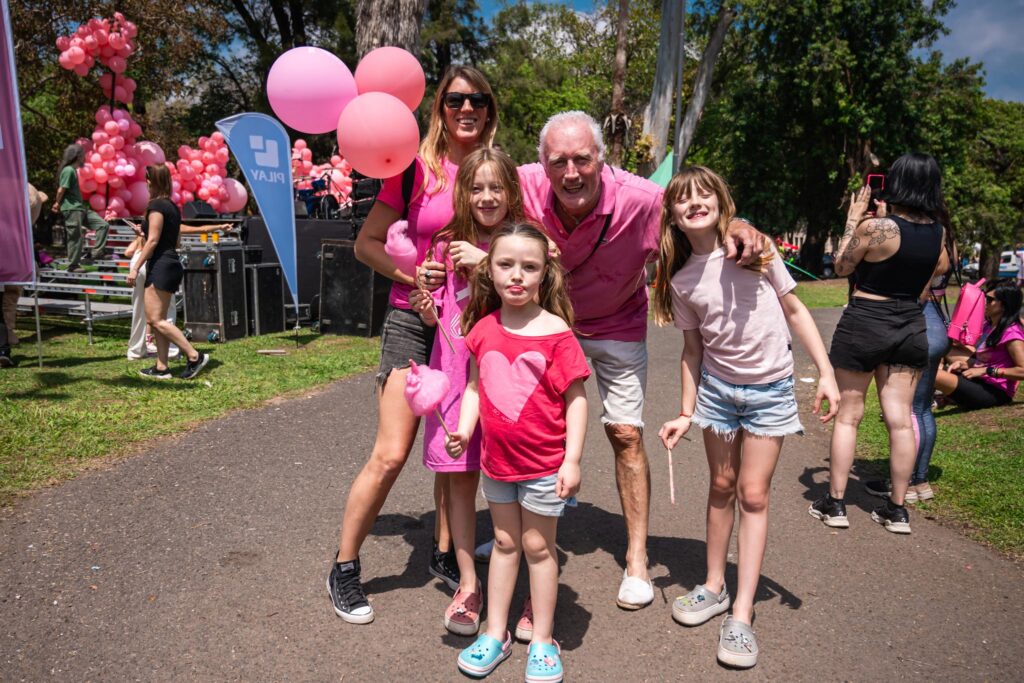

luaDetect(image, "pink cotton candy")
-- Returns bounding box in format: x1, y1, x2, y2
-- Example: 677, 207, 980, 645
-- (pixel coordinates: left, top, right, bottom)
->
384, 220, 417, 277
404, 361, 450, 417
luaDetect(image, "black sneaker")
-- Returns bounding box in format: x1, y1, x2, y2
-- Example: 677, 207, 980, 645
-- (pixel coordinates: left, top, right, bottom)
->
179, 352, 209, 380
871, 499, 911, 534
66, 264, 82, 273
326, 556, 374, 624
864, 479, 891, 498
80, 255, 95, 265
0, 350, 15, 368
808, 494, 850, 528
429, 541, 460, 591
139, 365, 172, 380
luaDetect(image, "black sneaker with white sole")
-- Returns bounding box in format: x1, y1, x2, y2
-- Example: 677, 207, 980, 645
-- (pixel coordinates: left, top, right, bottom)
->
808, 494, 850, 528
139, 365, 172, 380
871, 499, 911, 534
864, 479, 891, 498
327, 556, 374, 624
428, 542, 460, 592
179, 352, 209, 380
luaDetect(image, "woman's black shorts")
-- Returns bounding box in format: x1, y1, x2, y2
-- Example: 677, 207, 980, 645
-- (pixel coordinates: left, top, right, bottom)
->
145, 252, 184, 292
829, 296, 928, 372
375, 306, 436, 391
950, 375, 1010, 410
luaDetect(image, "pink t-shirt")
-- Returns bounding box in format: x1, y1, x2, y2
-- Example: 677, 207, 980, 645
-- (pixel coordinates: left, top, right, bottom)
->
975, 321, 1024, 397
671, 248, 798, 385
518, 163, 662, 341
423, 241, 482, 473
465, 311, 591, 482
376, 155, 459, 309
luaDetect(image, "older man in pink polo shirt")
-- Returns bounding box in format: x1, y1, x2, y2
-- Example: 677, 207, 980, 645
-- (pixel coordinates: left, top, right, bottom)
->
517, 111, 763, 609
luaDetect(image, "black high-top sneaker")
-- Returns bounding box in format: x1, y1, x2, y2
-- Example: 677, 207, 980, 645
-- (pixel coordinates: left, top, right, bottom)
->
428, 541, 460, 591
871, 498, 911, 534
326, 556, 374, 624
808, 493, 850, 528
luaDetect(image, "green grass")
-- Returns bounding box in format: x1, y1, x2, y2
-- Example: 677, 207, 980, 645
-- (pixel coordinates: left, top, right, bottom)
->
0, 316, 380, 504
856, 390, 1024, 558
793, 279, 850, 308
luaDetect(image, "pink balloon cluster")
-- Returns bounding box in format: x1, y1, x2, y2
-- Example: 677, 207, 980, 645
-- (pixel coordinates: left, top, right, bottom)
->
56, 13, 138, 80
75, 107, 151, 217
267, 46, 426, 179
169, 132, 247, 214
290, 138, 353, 204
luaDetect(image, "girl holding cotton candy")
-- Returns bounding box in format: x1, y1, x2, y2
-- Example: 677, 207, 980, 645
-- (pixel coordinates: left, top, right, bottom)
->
328, 66, 499, 625
405, 148, 526, 637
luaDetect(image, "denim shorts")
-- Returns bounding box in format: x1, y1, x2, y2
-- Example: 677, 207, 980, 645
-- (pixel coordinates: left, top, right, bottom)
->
692, 368, 804, 438
481, 472, 567, 517
375, 306, 435, 391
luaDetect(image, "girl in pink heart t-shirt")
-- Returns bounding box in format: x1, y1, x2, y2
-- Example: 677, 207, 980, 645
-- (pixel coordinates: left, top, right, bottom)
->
447, 223, 589, 681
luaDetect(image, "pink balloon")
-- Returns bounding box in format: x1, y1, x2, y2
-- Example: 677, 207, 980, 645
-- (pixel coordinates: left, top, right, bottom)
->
104, 120, 120, 136
67, 46, 85, 65
95, 29, 108, 45
81, 178, 98, 193
123, 164, 136, 176
79, 165, 94, 179
84, 35, 98, 51
58, 52, 73, 70
90, 153, 103, 165
127, 181, 149, 214
110, 135, 124, 150
108, 176, 123, 189
293, 139, 307, 150
99, 144, 115, 159
100, 45, 114, 59
354, 46, 426, 111
206, 197, 222, 212
89, 194, 106, 212
181, 190, 194, 203
108, 56, 126, 74
300, 148, 313, 161
92, 131, 109, 145
337, 92, 420, 179
114, 86, 130, 103
191, 159, 205, 173
108, 33, 125, 50
136, 141, 166, 166
205, 164, 219, 175
267, 47, 357, 134
171, 192, 181, 204
197, 187, 211, 201
202, 151, 215, 164
211, 131, 225, 144
215, 148, 229, 163
95, 107, 112, 124
330, 155, 342, 166
56, 36, 70, 51
208, 175, 224, 187
73, 64, 90, 77
117, 119, 130, 132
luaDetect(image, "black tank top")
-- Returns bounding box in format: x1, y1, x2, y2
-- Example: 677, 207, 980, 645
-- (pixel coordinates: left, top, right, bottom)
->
854, 215, 943, 300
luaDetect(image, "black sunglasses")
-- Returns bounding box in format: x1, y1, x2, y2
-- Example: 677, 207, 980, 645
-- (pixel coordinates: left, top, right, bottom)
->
443, 92, 491, 110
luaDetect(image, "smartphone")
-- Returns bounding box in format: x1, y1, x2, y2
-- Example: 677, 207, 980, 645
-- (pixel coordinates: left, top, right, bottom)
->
866, 173, 885, 213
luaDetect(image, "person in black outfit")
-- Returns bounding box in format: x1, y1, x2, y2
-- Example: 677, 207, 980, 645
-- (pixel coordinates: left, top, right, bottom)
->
808, 153, 950, 535
126, 165, 209, 380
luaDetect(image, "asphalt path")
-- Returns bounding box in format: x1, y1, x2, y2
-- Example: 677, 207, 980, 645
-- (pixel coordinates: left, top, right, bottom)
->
2, 309, 1022, 681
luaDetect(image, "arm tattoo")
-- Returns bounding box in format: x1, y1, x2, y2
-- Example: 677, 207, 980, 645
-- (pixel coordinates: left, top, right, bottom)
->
862, 219, 898, 246
840, 235, 860, 269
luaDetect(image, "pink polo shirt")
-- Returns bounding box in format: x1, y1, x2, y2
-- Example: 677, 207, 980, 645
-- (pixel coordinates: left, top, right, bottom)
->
377, 155, 459, 309
518, 163, 662, 341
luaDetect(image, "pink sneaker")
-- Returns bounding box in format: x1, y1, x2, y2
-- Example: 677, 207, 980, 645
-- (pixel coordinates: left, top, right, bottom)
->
514, 597, 534, 642
444, 584, 482, 636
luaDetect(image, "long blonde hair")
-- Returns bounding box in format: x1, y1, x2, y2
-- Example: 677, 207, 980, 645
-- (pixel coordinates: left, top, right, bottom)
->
651, 165, 773, 325
462, 223, 573, 333
430, 148, 524, 255
420, 65, 498, 196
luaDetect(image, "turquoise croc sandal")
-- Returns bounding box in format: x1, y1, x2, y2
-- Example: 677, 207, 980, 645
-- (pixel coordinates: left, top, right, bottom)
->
457, 631, 512, 678
525, 640, 563, 683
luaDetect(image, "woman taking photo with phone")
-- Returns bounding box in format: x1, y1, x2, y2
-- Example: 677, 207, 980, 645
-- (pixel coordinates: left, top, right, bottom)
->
326, 65, 499, 625
809, 153, 949, 535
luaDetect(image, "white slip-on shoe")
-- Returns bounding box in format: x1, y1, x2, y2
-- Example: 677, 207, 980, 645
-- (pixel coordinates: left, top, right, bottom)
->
616, 569, 654, 610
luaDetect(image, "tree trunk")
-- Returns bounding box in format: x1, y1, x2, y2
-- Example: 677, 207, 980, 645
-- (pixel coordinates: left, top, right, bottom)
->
639, 0, 683, 175
676, 5, 735, 163
607, 0, 630, 167
356, 0, 429, 57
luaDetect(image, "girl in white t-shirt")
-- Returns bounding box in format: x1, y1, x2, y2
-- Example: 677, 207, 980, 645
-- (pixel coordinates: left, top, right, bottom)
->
652, 166, 839, 669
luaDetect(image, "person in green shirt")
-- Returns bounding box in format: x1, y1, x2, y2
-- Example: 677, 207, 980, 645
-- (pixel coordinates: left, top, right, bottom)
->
51, 143, 109, 272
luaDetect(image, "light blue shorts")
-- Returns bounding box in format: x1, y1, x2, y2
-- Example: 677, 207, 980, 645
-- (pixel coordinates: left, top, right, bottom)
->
481, 472, 567, 517
692, 368, 804, 439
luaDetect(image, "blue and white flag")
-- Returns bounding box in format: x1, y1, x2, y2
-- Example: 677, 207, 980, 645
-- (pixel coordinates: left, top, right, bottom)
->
215, 113, 298, 318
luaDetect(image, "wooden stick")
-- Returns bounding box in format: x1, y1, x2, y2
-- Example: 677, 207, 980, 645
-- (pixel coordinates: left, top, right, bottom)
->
667, 447, 676, 505
434, 407, 453, 439
430, 299, 456, 354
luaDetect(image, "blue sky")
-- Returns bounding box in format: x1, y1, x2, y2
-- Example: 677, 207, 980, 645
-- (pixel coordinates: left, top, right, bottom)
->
478, 0, 1023, 102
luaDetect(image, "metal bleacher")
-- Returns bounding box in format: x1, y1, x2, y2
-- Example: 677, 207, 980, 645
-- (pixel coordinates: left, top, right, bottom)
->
19, 219, 239, 343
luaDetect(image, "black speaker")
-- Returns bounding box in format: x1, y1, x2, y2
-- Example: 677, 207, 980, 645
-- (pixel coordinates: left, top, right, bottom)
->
294, 200, 308, 218
319, 239, 390, 337
181, 244, 248, 342
182, 200, 217, 219
246, 263, 285, 336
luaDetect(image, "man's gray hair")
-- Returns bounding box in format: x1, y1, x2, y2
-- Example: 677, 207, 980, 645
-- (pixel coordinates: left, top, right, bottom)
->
537, 111, 606, 164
